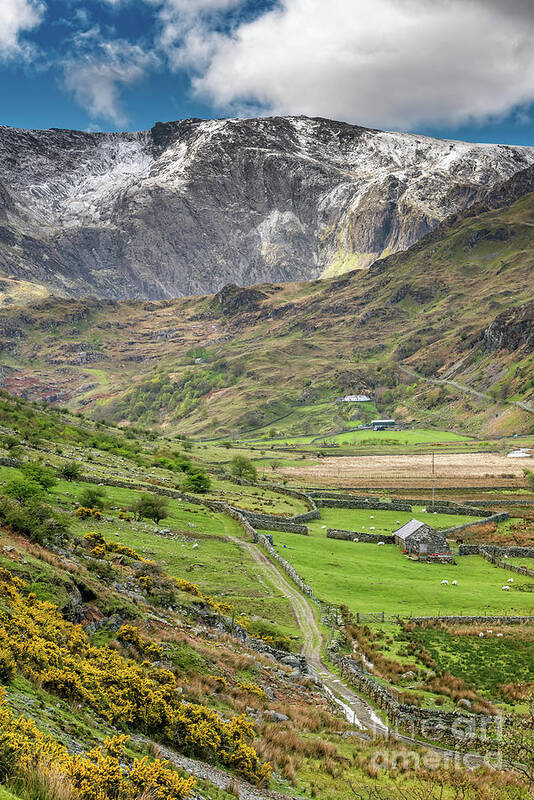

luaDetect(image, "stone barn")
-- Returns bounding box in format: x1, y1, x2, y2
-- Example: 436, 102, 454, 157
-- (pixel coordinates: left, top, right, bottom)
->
393, 519, 453, 562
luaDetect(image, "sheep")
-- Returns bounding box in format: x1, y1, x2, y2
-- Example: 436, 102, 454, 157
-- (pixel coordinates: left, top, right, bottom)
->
370, 516, 375, 519
370, 526, 375, 530
378, 541, 385, 546
507, 578, 514, 583
486, 630, 493, 635
496, 633, 504, 638
502, 585, 510, 591
321, 525, 326, 529
451, 580, 457, 585
440, 580, 449, 585
192, 543, 198, 549
479, 632, 484, 638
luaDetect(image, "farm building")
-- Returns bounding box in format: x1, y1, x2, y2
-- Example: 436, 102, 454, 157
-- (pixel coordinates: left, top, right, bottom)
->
337, 394, 372, 403
371, 419, 396, 430
393, 519, 453, 562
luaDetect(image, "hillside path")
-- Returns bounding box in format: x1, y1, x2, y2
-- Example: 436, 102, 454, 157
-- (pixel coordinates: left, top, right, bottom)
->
228, 535, 388, 736
399, 365, 534, 414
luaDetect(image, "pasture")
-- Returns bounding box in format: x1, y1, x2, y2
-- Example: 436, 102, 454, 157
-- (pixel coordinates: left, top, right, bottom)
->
306, 506, 479, 534
264, 531, 534, 616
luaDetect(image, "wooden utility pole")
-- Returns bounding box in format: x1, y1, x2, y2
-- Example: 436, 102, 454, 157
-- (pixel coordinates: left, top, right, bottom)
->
431, 450, 435, 507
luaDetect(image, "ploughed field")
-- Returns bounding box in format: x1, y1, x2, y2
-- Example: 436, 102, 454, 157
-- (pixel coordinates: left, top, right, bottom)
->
259, 507, 534, 617
280, 451, 527, 488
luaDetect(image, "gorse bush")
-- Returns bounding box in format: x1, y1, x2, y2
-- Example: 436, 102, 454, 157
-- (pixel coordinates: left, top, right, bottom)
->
0, 696, 195, 799
0, 568, 271, 785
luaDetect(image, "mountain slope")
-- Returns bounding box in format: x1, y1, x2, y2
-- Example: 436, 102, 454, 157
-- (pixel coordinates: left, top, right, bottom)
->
0, 169, 533, 438
0, 116, 533, 300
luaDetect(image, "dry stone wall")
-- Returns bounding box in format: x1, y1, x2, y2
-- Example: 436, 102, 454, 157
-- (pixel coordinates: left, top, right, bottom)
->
327, 529, 395, 544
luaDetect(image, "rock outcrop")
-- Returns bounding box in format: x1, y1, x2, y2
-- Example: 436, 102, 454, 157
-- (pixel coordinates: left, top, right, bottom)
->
0, 116, 532, 299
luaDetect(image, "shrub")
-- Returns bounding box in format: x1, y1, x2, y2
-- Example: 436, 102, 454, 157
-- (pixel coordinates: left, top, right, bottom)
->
230, 456, 257, 482
0, 496, 70, 546
20, 462, 57, 490
131, 493, 169, 524
79, 486, 107, 510
182, 469, 211, 494
4, 477, 45, 504
58, 462, 82, 481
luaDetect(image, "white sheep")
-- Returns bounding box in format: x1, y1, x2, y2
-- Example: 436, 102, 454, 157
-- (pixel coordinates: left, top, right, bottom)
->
502, 585, 510, 591
440, 580, 449, 585
451, 580, 458, 585
378, 541, 385, 546
486, 630, 493, 635
192, 543, 198, 549
396, 520, 401, 524
479, 632, 484, 638
370, 516, 375, 519
370, 526, 375, 530
507, 578, 514, 583
321, 525, 326, 529
496, 633, 504, 637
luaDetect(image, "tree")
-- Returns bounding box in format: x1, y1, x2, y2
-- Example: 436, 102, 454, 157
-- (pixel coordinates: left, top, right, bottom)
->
183, 469, 211, 494
58, 462, 82, 481
131, 493, 169, 524
21, 462, 56, 490
230, 455, 257, 482
79, 486, 107, 510
526, 470, 534, 491
5, 477, 45, 504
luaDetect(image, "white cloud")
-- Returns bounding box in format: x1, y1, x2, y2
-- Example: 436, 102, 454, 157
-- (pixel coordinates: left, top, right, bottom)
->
64, 39, 159, 125
189, 0, 534, 129
0, 0, 45, 60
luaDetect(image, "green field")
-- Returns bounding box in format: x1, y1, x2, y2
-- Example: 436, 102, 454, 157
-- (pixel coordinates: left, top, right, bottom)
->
306, 505, 479, 534
315, 428, 473, 446
263, 531, 534, 616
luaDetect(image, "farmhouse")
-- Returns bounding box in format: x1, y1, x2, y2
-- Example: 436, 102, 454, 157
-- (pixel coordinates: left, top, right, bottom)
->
337, 394, 372, 403
393, 519, 452, 562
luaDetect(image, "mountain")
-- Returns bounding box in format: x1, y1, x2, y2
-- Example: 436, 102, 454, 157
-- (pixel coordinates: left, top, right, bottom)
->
0, 163, 533, 438
0, 116, 533, 300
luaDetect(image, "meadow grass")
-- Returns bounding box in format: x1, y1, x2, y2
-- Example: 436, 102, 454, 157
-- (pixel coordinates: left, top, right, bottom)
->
262, 533, 534, 616
306, 506, 479, 534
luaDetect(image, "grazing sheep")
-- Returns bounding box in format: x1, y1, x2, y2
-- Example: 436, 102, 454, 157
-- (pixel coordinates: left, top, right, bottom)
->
370, 526, 375, 530
486, 630, 493, 635
502, 585, 510, 591
479, 632, 484, 638
321, 525, 326, 529
440, 580, 449, 585
451, 580, 458, 585
378, 541, 385, 546
496, 633, 504, 637
192, 543, 198, 549
370, 516, 375, 519
507, 578, 514, 583
422, 508, 427, 513
396, 520, 401, 524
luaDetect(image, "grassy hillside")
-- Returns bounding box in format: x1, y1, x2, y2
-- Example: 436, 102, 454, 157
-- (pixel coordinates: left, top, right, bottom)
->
0, 187, 533, 441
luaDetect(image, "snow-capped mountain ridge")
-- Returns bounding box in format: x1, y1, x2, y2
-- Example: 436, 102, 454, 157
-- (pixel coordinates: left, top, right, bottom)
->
0, 116, 532, 299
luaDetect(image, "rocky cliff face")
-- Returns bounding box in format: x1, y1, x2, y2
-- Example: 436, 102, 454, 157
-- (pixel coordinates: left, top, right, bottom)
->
0, 116, 533, 300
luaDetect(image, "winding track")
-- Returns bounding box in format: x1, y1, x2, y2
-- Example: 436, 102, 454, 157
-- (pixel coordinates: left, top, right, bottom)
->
228, 535, 387, 736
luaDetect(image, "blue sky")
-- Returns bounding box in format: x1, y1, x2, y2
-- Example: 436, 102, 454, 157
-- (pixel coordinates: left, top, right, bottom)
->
2, 0, 534, 145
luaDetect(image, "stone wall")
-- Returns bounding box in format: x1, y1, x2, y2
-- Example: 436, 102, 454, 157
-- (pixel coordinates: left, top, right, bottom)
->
242, 513, 309, 535
459, 544, 534, 558
409, 615, 534, 625
327, 529, 395, 544
316, 498, 413, 512
424, 504, 491, 518
256, 533, 314, 597
442, 512, 509, 535
335, 654, 497, 742
290, 509, 321, 523
0, 456, 20, 468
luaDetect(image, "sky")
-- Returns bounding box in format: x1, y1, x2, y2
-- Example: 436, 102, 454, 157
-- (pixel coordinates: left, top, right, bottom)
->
2, 0, 534, 145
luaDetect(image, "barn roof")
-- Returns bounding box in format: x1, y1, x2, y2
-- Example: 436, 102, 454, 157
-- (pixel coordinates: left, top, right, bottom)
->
394, 519, 427, 541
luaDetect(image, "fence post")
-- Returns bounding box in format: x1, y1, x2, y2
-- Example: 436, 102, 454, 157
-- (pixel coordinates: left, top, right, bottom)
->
382, 612, 385, 622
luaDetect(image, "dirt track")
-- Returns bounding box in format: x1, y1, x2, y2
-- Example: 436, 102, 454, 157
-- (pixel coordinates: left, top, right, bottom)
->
281, 452, 528, 488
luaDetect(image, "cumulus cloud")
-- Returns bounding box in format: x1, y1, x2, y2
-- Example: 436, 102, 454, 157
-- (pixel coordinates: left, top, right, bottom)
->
64, 38, 159, 125
189, 0, 534, 129
0, 0, 45, 60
